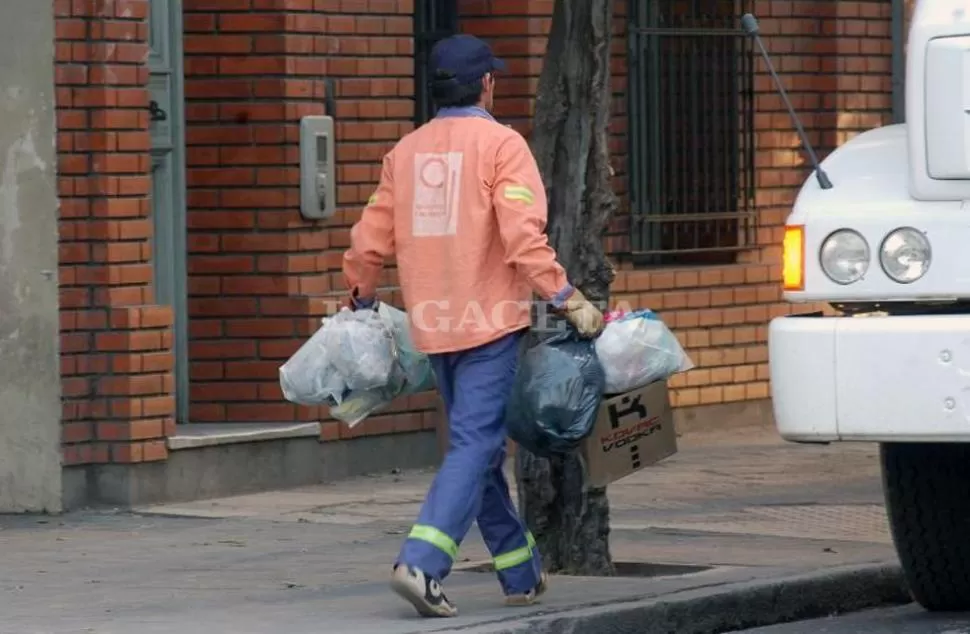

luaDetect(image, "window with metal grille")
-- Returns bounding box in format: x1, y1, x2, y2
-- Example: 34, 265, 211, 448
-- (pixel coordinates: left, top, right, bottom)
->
414, 0, 460, 126
627, 0, 757, 265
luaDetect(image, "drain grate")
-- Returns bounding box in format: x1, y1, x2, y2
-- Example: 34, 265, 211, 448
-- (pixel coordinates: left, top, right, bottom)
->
613, 561, 715, 577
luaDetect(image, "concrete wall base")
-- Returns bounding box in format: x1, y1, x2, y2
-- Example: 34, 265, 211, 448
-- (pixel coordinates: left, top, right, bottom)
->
672, 398, 775, 436
62, 431, 438, 510
60, 398, 775, 510
438, 398, 778, 459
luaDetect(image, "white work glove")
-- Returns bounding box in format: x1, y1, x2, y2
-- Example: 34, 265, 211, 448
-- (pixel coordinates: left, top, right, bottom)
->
563, 289, 604, 338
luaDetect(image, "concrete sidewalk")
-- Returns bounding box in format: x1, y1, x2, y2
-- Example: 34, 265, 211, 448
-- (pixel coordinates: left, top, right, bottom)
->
0, 425, 908, 633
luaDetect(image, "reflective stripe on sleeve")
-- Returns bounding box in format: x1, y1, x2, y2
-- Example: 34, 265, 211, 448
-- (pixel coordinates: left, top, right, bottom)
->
503, 185, 535, 205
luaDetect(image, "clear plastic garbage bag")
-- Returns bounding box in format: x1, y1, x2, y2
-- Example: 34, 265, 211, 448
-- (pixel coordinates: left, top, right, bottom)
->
329, 304, 436, 427
376, 303, 436, 396
321, 308, 397, 392
594, 309, 694, 393
505, 327, 607, 457
279, 303, 437, 427
278, 318, 348, 406
279, 307, 396, 406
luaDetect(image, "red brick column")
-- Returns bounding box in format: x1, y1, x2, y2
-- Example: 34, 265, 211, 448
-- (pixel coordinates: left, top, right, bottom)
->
182, 0, 438, 440
54, 0, 175, 466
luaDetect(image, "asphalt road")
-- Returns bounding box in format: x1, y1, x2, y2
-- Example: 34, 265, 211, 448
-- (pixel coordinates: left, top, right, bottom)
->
743, 604, 970, 633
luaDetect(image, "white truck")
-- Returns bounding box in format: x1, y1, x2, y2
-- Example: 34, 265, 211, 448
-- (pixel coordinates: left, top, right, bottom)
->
768, 0, 970, 612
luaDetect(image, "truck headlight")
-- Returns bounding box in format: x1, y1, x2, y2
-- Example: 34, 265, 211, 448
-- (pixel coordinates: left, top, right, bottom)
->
879, 227, 931, 283
819, 229, 870, 285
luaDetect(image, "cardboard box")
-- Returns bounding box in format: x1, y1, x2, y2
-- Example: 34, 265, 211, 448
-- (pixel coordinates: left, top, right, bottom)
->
582, 380, 677, 488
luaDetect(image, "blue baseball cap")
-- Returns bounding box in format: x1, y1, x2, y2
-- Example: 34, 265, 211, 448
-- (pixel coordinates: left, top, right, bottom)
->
430, 34, 506, 85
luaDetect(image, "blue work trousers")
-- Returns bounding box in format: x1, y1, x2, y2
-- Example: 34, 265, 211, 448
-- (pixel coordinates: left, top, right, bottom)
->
396, 329, 542, 595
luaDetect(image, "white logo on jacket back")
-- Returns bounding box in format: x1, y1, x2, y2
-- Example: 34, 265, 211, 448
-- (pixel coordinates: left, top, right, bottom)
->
412, 152, 463, 237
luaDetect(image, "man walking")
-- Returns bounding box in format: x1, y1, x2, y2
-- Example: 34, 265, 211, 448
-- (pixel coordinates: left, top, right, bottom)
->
342, 33, 604, 618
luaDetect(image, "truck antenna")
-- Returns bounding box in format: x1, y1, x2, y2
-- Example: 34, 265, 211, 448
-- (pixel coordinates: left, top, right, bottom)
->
741, 13, 833, 190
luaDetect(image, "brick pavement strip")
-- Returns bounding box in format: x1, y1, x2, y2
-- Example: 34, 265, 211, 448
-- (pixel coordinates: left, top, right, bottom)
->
0, 428, 912, 633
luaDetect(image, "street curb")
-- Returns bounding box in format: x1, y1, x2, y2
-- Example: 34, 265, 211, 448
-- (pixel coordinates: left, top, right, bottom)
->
437, 562, 910, 634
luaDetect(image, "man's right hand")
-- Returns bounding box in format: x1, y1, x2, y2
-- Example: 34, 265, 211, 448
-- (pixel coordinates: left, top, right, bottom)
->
346, 288, 379, 312
563, 289, 604, 338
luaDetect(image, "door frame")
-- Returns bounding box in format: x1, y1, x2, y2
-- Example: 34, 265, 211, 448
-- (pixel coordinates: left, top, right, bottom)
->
148, 0, 190, 425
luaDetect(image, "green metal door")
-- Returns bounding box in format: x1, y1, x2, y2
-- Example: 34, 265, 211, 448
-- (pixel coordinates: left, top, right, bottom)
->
148, 0, 189, 424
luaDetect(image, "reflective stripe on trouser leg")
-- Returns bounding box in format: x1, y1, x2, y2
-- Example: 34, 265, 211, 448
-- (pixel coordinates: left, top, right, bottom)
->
494, 531, 537, 571
492, 531, 543, 594
407, 524, 459, 562
397, 331, 525, 582
476, 440, 543, 594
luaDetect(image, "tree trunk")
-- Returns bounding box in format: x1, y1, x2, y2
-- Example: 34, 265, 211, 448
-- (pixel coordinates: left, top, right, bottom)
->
515, 0, 618, 576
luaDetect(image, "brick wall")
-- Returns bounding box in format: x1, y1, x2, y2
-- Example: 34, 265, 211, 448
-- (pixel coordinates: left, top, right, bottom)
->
174, 0, 896, 429
459, 1, 630, 251
181, 0, 438, 441
462, 0, 772, 406
467, 0, 894, 408
51, 0, 899, 462
55, 0, 175, 466
618, 1, 892, 407
835, 2, 894, 145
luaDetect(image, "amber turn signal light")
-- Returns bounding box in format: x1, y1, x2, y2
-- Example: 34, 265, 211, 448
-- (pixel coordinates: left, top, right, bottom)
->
782, 225, 805, 291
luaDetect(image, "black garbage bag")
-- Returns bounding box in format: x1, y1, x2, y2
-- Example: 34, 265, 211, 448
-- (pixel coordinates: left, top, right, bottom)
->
505, 326, 607, 457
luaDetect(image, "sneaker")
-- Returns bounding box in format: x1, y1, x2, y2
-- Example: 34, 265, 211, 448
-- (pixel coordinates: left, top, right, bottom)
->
505, 572, 549, 607
390, 564, 458, 618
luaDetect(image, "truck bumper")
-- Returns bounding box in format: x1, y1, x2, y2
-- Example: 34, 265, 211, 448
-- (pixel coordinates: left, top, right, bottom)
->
769, 313, 970, 442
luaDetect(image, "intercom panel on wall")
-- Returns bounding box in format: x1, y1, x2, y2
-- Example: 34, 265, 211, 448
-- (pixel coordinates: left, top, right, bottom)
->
299, 115, 336, 220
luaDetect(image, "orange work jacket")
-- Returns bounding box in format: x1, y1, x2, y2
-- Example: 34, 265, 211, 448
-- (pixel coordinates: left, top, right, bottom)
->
342, 107, 571, 354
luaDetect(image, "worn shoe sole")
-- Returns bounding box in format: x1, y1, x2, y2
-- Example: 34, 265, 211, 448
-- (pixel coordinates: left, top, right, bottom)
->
505, 572, 549, 607
390, 566, 458, 618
